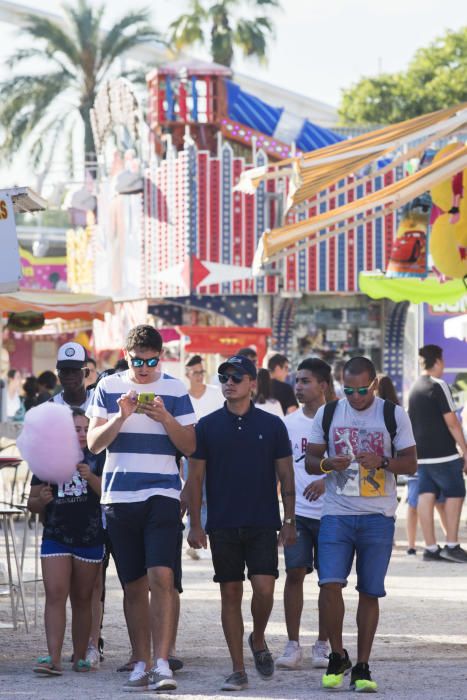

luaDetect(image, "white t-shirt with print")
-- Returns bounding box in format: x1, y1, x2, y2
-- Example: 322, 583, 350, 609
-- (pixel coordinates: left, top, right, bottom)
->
309, 397, 415, 517
284, 408, 324, 520
189, 384, 224, 421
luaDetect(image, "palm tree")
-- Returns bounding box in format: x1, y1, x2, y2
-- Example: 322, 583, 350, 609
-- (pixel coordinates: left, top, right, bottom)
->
0, 0, 160, 178
168, 0, 281, 68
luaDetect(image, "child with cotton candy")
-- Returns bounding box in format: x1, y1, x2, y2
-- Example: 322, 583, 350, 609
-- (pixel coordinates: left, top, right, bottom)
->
26, 407, 105, 676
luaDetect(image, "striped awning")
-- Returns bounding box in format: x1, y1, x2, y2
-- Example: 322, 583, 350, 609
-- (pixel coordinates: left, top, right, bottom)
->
0, 290, 114, 320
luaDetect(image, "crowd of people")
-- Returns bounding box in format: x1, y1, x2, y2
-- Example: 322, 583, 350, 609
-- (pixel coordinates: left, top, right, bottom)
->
8, 326, 466, 693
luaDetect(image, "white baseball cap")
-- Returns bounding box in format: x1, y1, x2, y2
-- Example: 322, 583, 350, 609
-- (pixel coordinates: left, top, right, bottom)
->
56, 342, 88, 370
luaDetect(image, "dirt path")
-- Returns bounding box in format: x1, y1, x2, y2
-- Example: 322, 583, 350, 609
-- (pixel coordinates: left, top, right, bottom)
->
1, 506, 466, 699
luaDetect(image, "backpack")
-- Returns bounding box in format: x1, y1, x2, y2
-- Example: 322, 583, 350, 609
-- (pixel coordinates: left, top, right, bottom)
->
322, 399, 398, 457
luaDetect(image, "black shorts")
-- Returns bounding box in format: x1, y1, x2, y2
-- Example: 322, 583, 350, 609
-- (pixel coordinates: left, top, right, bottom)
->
105, 495, 183, 591
209, 527, 279, 583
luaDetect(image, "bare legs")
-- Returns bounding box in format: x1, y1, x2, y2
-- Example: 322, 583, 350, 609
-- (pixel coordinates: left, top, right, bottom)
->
418, 494, 461, 546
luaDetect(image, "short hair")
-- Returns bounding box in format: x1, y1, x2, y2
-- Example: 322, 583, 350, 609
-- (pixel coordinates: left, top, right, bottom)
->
71, 406, 87, 419
419, 344, 442, 370
297, 358, 331, 385
237, 347, 257, 360
37, 370, 57, 390
125, 325, 162, 353
343, 356, 376, 381
7, 368, 19, 380
267, 353, 288, 372
86, 357, 97, 368
186, 355, 203, 368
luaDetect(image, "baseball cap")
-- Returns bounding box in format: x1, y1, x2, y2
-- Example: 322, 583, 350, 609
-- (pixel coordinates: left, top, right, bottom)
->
218, 355, 257, 379
56, 342, 88, 370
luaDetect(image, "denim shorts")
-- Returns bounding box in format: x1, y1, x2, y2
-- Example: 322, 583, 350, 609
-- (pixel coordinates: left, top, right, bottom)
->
284, 515, 320, 574
406, 476, 446, 508
209, 527, 278, 583
418, 459, 466, 499
318, 514, 395, 598
104, 495, 183, 589
41, 539, 104, 563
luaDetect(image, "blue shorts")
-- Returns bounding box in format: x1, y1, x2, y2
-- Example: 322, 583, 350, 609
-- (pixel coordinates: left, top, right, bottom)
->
41, 539, 104, 563
418, 458, 466, 499
104, 495, 183, 589
407, 476, 446, 508
318, 514, 394, 598
284, 515, 320, 574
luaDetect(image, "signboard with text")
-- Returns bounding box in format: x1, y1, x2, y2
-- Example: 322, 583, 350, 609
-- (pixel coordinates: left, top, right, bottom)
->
0, 193, 21, 292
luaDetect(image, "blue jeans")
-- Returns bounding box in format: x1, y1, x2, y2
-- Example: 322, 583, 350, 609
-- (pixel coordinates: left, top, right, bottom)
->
318, 513, 395, 597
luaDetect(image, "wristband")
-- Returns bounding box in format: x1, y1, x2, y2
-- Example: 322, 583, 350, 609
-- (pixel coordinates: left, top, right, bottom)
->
320, 458, 332, 474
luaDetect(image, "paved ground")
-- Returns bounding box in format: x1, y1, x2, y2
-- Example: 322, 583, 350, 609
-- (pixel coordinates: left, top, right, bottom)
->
1, 504, 467, 699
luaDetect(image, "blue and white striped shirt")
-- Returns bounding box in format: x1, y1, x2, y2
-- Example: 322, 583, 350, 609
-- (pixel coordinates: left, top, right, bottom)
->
86, 371, 195, 505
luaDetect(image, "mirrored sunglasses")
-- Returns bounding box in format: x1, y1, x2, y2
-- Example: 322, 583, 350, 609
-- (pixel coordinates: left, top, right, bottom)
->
343, 380, 375, 396
129, 356, 160, 368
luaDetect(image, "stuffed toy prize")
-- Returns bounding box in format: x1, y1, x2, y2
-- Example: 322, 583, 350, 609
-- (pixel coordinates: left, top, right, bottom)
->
17, 402, 83, 484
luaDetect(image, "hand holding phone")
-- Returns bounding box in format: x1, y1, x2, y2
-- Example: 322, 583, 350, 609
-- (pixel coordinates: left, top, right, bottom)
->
136, 392, 155, 413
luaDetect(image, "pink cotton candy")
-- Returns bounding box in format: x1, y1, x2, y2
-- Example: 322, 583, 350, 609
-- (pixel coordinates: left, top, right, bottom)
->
17, 402, 83, 484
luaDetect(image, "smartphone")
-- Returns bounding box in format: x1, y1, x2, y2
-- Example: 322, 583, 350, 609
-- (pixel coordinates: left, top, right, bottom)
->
136, 392, 155, 413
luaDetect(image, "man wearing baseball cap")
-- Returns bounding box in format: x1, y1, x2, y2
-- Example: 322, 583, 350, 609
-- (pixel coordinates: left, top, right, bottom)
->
54, 341, 93, 411
187, 355, 296, 692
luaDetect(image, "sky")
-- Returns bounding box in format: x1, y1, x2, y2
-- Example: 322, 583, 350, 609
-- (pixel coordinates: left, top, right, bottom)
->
0, 0, 467, 186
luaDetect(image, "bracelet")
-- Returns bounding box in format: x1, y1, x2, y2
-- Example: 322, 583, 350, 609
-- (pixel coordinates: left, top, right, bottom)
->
320, 458, 332, 474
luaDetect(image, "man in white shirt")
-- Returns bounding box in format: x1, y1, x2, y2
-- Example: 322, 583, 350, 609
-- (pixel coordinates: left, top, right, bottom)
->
185, 355, 224, 420
276, 358, 331, 671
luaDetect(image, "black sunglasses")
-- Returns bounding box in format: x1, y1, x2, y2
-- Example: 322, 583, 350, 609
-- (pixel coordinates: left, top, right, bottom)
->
218, 372, 245, 384
129, 355, 160, 368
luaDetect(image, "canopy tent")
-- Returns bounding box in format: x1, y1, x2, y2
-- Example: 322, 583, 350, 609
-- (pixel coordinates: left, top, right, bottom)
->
0, 290, 114, 321
253, 143, 467, 265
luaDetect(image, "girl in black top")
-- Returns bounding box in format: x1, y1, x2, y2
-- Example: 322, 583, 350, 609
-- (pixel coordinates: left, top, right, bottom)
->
28, 408, 104, 676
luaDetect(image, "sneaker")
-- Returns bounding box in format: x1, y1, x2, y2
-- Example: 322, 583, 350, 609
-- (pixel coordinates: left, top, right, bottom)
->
406, 548, 416, 555
248, 633, 274, 679
98, 636, 104, 663
276, 641, 303, 669
148, 669, 177, 691
350, 662, 378, 693
221, 671, 249, 691
186, 547, 200, 560
423, 546, 443, 561
168, 655, 184, 672
311, 641, 330, 668
123, 663, 150, 692
322, 650, 352, 690
439, 544, 467, 563
85, 644, 100, 670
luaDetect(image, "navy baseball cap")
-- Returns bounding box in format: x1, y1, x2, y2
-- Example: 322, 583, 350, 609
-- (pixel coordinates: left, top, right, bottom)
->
218, 355, 257, 379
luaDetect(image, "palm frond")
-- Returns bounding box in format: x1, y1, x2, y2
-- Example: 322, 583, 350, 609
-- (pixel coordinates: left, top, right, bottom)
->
234, 17, 273, 60
98, 27, 161, 75
22, 14, 81, 67
98, 8, 160, 68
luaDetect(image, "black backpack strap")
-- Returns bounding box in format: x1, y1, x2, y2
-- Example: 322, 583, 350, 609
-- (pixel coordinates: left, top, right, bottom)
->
322, 400, 339, 449
383, 400, 397, 456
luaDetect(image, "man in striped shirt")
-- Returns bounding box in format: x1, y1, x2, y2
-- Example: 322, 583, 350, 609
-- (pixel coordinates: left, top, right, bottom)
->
87, 325, 196, 691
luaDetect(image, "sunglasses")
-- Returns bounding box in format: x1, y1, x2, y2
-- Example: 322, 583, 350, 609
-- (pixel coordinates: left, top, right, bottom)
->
218, 372, 245, 384
129, 355, 160, 368
343, 379, 375, 396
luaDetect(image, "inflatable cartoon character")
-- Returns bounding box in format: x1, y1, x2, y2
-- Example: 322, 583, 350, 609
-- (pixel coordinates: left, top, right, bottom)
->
386, 194, 430, 278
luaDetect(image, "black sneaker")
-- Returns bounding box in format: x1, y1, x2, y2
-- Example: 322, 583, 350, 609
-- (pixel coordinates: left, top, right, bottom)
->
322, 649, 352, 690
423, 546, 443, 561
221, 670, 249, 691
439, 544, 467, 563
406, 548, 416, 555
98, 636, 104, 663
248, 633, 274, 679
168, 655, 184, 672
350, 662, 378, 693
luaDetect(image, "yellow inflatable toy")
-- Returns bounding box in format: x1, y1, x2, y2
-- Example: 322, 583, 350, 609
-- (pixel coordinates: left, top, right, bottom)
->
430, 214, 467, 279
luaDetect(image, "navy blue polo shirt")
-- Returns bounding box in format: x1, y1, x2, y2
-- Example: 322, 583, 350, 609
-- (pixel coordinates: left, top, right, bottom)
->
192, 403, 292, 532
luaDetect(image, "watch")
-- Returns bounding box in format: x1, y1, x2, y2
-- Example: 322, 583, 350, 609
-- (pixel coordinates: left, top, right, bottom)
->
283, 517, 296, 526
379, 456, 390, 470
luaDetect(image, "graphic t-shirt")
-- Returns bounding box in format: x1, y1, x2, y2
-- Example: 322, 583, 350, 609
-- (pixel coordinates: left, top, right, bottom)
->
284, 408, 324, 520
408, 375, 458, 463
31, 449, 105, 547
309, 397, 415, 517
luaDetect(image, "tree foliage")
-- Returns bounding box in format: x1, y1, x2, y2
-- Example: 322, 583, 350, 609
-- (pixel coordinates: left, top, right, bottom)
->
168, 0, 280, 67
0, 0, 160, 176
339, 27, 467, 125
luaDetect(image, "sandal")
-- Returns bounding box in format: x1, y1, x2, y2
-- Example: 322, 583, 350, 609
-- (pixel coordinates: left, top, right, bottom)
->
73, 659, 91, 673
116, 660, 135, 672
33, 655, 63, 676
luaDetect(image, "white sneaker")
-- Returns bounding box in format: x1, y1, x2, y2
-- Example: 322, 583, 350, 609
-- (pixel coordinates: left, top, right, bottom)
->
85, 644, 100, 669
276, 641, 303, 669
311, 641, 329, 668
186, 547, 200, 560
